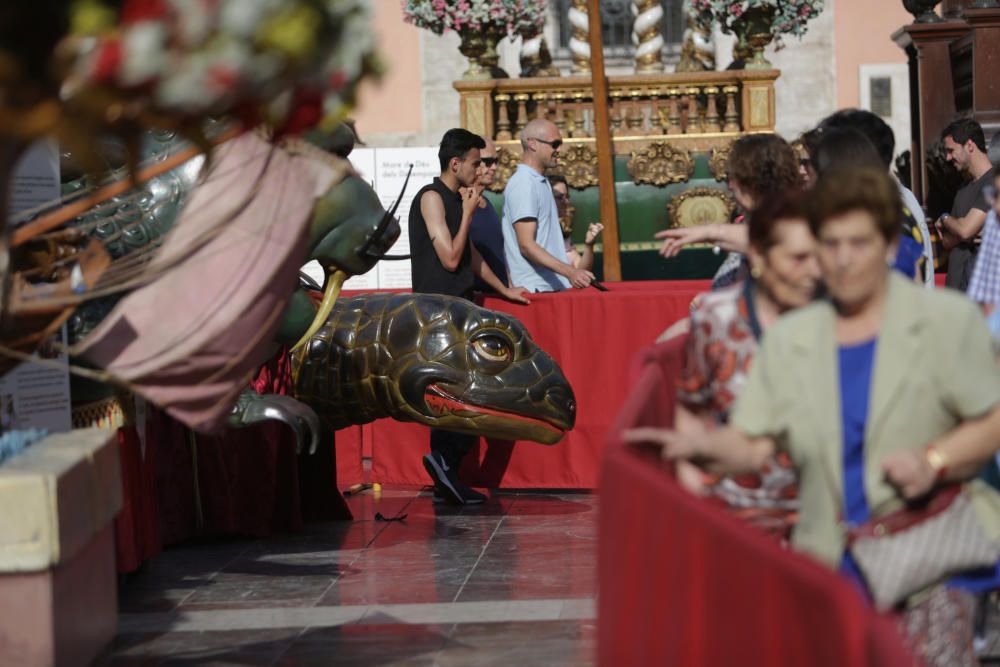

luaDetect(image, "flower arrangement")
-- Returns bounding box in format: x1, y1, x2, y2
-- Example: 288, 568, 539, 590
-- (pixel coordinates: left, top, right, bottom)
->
690, 0, 824, 41
64, 0, 381, 133
402, 0, 548, 38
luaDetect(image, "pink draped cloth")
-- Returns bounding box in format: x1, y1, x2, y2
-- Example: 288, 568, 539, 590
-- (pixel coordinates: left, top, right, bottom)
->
77, 133, 325, 432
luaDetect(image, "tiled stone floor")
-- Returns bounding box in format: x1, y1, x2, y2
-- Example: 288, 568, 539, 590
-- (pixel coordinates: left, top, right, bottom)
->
96, 489, 597, 666
94, 482, 1000, 665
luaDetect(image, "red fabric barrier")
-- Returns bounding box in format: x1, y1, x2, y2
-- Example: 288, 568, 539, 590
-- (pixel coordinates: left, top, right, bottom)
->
113, 425, 162, 573
335, 424, 366, 488
339, 280, 710, 489
151, 408, 308, 544
598, 337, 915, 665
113, 353, 352, 573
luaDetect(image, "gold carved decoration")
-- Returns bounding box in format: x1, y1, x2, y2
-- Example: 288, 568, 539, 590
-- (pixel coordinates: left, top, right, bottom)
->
627, 141, 695, 186
550, 143, 599, 189
667, 187, 734, 229
489, 145, 522, 192
708, 143, 733, 182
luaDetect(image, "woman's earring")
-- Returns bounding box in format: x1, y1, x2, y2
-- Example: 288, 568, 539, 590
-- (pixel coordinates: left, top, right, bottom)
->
750, 266, 763, 279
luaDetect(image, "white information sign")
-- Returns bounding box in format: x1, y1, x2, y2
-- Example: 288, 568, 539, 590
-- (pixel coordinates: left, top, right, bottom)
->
0, 328, 72, 434
3, 139, 70, 434
9, 139, 60, 217
348, 148, 376, 189
302, 146, 439, 291
372, 147, 439, 289
342, 148, 380, 291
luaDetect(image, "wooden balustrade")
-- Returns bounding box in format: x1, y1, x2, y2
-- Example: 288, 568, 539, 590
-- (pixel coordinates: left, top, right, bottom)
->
456, 70, 778, 194
455, 70, 779, 151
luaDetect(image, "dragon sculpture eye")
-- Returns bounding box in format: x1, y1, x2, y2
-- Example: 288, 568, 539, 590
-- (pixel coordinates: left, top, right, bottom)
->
471, 335, 512, 363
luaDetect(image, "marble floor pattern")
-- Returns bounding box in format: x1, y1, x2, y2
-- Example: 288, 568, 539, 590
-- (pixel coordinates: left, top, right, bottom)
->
97, 489, 598, 666
95, 480, 1000, 666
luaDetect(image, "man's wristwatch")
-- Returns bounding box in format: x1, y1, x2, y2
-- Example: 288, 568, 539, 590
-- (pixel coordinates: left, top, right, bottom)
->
925, 445, 949, 483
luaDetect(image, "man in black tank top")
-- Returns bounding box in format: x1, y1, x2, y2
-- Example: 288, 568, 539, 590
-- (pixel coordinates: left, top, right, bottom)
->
409, 129, 530, 505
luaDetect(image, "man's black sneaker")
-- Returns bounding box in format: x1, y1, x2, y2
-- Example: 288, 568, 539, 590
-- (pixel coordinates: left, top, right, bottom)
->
432, 485, 487, 505
423, 452, 486, 505
423, 452, 463, 504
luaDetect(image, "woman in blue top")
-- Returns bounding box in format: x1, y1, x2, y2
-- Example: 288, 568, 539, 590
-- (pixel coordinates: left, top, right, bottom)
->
628, 168, 1000, 666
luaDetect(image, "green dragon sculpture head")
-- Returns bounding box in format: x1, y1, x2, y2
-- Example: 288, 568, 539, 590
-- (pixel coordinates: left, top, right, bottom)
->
308, 173, 400, 278
293, 293, 576, 445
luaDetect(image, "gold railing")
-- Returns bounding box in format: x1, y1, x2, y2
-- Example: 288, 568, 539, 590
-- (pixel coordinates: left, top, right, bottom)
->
455, 70, 779, 149
456, 70, 779, 192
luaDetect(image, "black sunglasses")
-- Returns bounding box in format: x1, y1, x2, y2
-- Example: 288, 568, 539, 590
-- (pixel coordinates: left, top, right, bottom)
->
481, 157, 499, 167
532, 137, 563, 150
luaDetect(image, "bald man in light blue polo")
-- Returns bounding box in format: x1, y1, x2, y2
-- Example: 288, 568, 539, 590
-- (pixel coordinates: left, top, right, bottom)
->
501, 119, 595, 292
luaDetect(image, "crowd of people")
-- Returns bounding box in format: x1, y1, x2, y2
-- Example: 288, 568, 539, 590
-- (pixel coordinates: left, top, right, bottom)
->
627, 111, 1000, 667
403, 106, 1000, 665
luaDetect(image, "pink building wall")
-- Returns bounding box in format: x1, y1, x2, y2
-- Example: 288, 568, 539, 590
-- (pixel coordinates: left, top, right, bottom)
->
352, 0, 423, 137
834, 0, 912, 108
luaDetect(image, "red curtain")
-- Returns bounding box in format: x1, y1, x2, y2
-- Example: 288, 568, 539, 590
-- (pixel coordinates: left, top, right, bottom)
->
113, 425, 162, 573
113, 352, 352, 573
339, 281, 710, 488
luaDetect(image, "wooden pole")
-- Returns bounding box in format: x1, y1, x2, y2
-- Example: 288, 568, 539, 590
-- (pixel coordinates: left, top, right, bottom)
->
585, 0, 622, 281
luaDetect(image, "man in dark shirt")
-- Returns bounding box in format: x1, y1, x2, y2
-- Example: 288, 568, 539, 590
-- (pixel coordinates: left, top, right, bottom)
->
935, 118, 996, 290
409, 128, 529, 505
469, 137, 509, 292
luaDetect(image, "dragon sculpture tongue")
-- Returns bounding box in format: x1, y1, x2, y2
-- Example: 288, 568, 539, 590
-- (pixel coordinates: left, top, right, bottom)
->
423, 384, 566, 441
291, 292, 576, 445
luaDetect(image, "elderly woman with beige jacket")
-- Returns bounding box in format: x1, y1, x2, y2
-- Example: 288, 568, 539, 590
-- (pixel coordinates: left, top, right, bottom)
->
627, 168, 1000, 667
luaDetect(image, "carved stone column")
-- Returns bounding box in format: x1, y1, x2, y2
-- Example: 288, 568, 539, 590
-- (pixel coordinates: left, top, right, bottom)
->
633, 0, 665, 72
721, 85, 740, 132
703, 86, 722, 132
665, 88, 682, 134
495, 94, 513, 141
568, 0, 591, 74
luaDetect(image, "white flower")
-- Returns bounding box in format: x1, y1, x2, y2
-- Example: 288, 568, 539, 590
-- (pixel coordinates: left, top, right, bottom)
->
119, 22, 169, 87
219, 0, 281, 37
167, 0, 215, 48
67, 0, 380, 128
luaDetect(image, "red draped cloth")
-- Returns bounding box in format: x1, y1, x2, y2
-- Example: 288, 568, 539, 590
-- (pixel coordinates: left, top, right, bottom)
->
113, 425, 162, 573
113, 349, 351, 572
336, 280, 710, 488
598, 337, 915, 665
